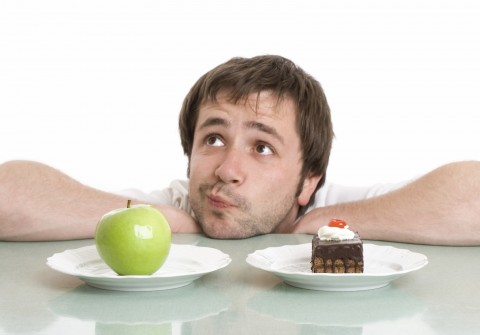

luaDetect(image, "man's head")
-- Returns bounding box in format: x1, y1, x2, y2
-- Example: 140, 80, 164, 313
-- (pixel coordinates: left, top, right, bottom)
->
178, 55, 333, 238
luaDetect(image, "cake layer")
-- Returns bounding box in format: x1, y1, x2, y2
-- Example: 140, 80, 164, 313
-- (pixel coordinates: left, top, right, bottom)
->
311, 235, 364, 273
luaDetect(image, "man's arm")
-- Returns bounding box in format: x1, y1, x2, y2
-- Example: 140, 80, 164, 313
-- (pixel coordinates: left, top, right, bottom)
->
0, 160, 200, 241
294, 161, 480, 246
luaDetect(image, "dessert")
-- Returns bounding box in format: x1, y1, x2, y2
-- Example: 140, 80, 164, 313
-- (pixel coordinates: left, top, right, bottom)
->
311, 219, 363, 273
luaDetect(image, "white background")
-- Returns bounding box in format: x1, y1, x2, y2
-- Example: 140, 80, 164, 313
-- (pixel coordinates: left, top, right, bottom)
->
1, 0, 479, 193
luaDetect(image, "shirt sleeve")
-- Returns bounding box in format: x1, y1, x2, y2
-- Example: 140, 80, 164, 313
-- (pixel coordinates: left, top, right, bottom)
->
308, 178, 416, 212
114, 180, 194, 216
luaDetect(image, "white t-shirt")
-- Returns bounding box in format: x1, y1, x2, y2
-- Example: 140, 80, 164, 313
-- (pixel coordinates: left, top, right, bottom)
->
117, 179, 413, 217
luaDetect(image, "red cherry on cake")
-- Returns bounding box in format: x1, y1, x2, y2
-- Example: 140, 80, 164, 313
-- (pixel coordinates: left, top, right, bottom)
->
328, 218, 347, 229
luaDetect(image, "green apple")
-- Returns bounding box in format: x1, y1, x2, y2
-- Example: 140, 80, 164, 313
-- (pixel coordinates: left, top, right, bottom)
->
95, 201, 172, 275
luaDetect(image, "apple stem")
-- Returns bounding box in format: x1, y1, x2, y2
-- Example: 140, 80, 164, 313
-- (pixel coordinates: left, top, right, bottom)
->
127, 199, 132, 208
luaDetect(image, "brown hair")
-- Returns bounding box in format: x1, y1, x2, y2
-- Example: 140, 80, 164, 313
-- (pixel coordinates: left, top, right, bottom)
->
179, 55, 333, 207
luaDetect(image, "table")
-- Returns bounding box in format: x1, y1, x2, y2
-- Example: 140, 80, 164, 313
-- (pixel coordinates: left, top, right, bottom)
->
1, 234, 480, 335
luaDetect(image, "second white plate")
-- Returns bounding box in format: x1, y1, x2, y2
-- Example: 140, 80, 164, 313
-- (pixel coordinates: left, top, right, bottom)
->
246, 243, 428, 291
47, 244, 231, 291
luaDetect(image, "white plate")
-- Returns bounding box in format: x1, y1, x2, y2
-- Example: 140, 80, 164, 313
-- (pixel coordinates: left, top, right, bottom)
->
246, 243, 428, 291
47, 244, 231, 291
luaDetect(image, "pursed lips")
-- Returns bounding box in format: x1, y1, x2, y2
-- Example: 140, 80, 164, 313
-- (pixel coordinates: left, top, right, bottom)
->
207, 194, 235, 209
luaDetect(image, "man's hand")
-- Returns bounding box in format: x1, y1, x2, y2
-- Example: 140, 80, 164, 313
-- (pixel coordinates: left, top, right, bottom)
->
158, 205, 202, 234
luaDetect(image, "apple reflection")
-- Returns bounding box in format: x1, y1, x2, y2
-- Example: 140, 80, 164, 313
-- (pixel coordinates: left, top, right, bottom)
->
48, 281, 229, 334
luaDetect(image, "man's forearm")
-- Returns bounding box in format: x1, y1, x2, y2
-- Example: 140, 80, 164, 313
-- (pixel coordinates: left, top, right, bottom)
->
0, 160, 200, 241
295, 161, 480, 246
0, 160, 135, 241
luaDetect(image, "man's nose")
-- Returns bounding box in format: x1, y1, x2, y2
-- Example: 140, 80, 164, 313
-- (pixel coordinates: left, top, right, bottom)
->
214, 147, 245, 185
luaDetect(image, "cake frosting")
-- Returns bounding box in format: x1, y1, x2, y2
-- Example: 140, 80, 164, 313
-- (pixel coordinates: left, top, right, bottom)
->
317, 225, 355, 241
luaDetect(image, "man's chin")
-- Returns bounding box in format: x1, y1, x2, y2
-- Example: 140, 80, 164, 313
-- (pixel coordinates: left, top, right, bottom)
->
200, 222, 259, 240
202, 228, 254, 240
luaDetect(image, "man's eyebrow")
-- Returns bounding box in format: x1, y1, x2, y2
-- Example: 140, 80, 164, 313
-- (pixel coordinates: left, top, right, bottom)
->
198, 117, 230, 130
245, 121, 284, 144
198, 117, 284, 144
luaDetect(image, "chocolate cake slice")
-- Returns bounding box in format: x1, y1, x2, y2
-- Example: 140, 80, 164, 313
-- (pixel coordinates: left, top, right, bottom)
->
311, 234, 364, 273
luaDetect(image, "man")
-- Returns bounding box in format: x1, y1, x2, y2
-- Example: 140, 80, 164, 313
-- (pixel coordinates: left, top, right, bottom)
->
1, 55, 479, 245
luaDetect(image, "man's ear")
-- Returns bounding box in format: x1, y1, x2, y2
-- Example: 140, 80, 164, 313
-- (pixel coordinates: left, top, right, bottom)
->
297, 174, 322, 206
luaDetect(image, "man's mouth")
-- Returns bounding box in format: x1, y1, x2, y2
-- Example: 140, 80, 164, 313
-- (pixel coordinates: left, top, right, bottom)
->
207, 195, 235, 209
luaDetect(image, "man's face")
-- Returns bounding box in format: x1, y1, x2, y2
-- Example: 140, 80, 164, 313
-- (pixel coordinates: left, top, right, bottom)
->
188, 91, 319, 239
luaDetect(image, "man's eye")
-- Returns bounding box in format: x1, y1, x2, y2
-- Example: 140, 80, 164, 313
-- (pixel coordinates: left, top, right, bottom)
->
206, 135, 224, 147
255, 144, 274, 156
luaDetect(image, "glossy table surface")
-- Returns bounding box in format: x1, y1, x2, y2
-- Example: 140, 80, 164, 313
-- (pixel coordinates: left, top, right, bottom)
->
1, 234, 480, 335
